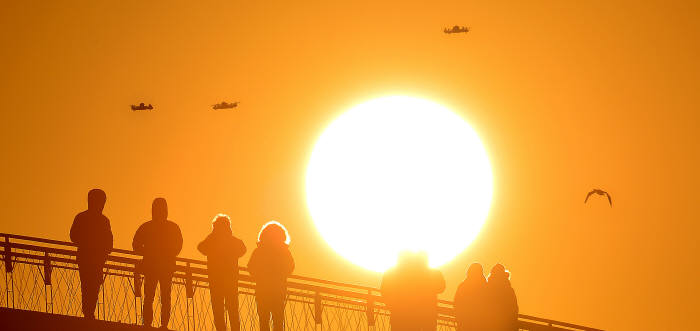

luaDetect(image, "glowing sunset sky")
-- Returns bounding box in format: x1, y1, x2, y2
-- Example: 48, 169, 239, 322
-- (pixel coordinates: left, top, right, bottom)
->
1, 1, 699, 330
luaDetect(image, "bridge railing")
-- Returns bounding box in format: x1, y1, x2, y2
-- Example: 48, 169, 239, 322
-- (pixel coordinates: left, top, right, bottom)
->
0, 233, 602, 331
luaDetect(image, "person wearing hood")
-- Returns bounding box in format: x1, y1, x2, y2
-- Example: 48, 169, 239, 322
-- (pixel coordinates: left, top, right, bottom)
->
454, 263, 488, 331
198, 214, 247, 331
247, 221, 295, 331
485, 264, 519, 331
70, 189, 113, 319
132, 198, 183, 329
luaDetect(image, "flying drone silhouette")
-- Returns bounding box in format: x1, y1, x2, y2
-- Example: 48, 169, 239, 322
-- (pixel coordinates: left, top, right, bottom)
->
131, 103, 153, 111
444, 25, 469, 34
584, 189, 612, 207
212, 101, 239, 110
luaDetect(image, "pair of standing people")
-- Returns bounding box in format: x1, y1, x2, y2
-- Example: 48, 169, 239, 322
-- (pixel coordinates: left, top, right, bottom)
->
198, 217, 295, 331
70, 190, 183, 328
454, 263, 519, 331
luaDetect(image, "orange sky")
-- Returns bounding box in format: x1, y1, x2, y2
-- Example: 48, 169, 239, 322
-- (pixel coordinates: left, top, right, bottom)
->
2, 1, 699, 330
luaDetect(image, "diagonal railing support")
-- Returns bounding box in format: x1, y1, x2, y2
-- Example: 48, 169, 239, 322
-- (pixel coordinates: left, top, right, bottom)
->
0, 232, 606, 331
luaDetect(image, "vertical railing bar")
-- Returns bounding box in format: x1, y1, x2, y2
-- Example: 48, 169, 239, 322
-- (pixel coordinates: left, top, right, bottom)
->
101, 271, 107, 321
4, 257, 9, 309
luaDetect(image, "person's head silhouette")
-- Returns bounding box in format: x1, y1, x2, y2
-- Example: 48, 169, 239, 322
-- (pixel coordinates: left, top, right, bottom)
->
257, 221, 289, 247
489, 263, 510, 281
152, 198, 168, 221
87, 189, 106, 213
466, 263, 484, 281
415, 251, 429, 268
211, 214, 232, 235
397, 251, 412, 267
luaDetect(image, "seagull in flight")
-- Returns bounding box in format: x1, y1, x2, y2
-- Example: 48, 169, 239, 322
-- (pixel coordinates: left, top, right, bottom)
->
584, 189, 612, 207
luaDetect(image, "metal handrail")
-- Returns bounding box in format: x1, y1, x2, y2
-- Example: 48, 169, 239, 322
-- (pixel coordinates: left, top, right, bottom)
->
0, 232, 603, 331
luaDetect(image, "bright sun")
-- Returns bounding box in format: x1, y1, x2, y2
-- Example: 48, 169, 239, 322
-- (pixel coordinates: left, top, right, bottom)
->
306, 96, 493, 272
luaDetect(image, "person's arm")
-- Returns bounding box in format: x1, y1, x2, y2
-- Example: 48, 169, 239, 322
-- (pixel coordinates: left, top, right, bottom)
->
132, 224, 145, 254
247, 249, 259, 278
235, 238, 247, 258
284, 249, 295, 276
380, 273, 393, 309
173, 225, 183, 256
104, 217, 113, 254
197, 234, 212, 256
69, 214, 81, 245
435, 271, 446, 294
453, 283, 464, 304
453, 282, 466, 316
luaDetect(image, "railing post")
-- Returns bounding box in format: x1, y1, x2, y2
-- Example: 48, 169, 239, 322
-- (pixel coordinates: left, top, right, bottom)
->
3, 235, 12, 273
314, 291, 323, 326
366, 289, 375, 328
43, 251, 52, 285
134, 265, 142, 325
185, 262, 194, 331
43, 251, 53, 313
3, 235, 13, 309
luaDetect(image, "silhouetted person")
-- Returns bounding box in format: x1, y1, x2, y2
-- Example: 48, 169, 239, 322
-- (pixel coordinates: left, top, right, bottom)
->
454, 263, 487, 331
247, 221, 294, 331
381, 252, 446, 331
70, 189, 113, 319
132, 198, 183, 329
198, 214, 247, 331
485, 264, 518, 331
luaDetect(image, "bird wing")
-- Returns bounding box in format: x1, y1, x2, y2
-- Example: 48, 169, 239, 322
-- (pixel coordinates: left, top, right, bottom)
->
584, 190, 595, 203
605, 192, 612, 206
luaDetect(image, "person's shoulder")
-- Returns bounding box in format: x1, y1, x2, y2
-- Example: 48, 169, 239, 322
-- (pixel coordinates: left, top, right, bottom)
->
165, 220, 181, 230
74, 210, 90, 220
135, 220, 153, 232
231, 235, 246, 245
383, 267, 398, 278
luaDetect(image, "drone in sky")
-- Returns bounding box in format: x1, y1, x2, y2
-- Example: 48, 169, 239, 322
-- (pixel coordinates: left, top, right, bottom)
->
584, 189, 612, 207
131, 103, 153, 111
444, 25, 469, 34
212, 101, 239, 110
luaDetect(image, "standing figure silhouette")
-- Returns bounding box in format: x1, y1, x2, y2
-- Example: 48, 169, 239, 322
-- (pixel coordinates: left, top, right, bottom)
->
485, 264, 519, 331
132, 198, 183, 329
381, 252, 446, 331
70, 189, 113, 319
454, 263, 487, 331
247, 221, 295, 331
198, 214, 247, 331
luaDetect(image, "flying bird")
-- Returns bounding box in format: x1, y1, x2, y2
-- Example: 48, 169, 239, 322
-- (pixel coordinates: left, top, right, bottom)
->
584, 189, 612, 207
212, 101, 238, 110
444, 25, 469, 34
131, 103, 153, 111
